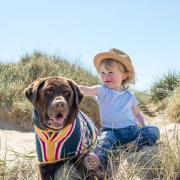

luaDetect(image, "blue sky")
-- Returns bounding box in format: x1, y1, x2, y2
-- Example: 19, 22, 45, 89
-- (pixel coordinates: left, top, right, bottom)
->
0, 0, 179, 90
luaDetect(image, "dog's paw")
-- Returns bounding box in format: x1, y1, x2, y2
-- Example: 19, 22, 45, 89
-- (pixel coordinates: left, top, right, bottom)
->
84, 153, 105, 179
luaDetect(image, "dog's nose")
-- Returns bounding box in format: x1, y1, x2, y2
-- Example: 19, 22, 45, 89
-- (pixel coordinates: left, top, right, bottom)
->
56, 101, 65, 108
53, 100, 67, 109
52, 96, 68, 110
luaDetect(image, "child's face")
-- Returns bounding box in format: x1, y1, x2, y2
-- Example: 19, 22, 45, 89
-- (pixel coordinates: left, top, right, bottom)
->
99, 63, 127, 91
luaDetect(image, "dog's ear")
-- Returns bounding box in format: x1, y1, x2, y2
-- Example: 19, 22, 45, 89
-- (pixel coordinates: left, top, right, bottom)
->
68, 79, 83, 107
24, 78, 46, 104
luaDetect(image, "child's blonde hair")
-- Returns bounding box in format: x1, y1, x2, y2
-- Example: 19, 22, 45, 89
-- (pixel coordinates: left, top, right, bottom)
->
100, 58, 135, 88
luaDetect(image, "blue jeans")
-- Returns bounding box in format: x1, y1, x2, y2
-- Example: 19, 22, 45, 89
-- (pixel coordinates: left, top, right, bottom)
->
94, 125, 160, 169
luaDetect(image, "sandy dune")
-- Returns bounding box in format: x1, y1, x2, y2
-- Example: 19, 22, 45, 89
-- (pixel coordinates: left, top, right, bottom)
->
0, 119, 35, 162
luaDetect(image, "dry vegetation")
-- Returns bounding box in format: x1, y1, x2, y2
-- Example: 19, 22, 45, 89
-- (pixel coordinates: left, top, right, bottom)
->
1, 126, 179, 180
167, 86, 180, 123
0, 52, 180, 179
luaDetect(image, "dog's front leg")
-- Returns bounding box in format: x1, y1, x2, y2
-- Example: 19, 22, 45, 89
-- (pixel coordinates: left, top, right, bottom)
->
39, 163, 57, 180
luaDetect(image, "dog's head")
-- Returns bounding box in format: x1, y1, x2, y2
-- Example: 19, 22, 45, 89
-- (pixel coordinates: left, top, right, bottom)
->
24, 76, 83, 130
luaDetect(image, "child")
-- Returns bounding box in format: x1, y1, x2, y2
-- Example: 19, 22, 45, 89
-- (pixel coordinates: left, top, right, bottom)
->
79, 48, 159, 178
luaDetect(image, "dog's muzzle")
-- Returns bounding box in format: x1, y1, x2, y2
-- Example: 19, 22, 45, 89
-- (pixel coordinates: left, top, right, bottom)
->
47, 97, 69, 130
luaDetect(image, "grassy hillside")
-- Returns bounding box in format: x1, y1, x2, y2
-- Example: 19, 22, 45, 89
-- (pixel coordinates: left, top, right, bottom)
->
0, 52, 100, 130
149, 71, 180, 121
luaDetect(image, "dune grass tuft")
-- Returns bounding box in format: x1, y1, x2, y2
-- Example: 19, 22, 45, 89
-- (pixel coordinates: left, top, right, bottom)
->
150, 70, 180, 103
167, 85, 180, 123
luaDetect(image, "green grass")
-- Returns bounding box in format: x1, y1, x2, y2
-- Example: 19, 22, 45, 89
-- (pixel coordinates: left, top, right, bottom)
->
150, 70, 180, 102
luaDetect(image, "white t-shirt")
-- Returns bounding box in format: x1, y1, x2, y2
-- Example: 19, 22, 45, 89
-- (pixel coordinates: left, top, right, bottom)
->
97, 85, 138, 129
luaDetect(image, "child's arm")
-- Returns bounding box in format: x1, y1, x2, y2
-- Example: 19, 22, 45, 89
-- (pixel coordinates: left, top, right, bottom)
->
78, 85, 98, 97
132, 106, 145, 127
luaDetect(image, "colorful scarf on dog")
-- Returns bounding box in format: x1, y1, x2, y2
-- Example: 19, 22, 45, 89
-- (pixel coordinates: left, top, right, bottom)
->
34, 111, 97, 164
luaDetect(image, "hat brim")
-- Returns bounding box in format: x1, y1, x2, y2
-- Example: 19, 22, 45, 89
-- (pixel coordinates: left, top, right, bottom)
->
93, 52, 134, 73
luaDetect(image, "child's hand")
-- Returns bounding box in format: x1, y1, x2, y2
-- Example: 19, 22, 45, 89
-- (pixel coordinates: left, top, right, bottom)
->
133, 107, 145, 127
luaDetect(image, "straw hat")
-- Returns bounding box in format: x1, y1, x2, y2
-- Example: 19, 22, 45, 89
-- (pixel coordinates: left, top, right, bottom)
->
93, 48, 135, 83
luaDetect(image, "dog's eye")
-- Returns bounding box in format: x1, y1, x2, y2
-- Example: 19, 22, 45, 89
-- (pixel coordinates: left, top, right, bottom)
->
46, 90, 54, 97
64, 91, 71, 98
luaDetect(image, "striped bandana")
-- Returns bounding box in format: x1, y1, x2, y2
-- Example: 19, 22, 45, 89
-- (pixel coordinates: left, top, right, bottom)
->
34, 111, 97, 164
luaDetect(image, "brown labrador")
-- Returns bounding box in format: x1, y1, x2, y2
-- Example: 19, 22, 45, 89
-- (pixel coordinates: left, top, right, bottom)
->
24, 76, 98, 180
